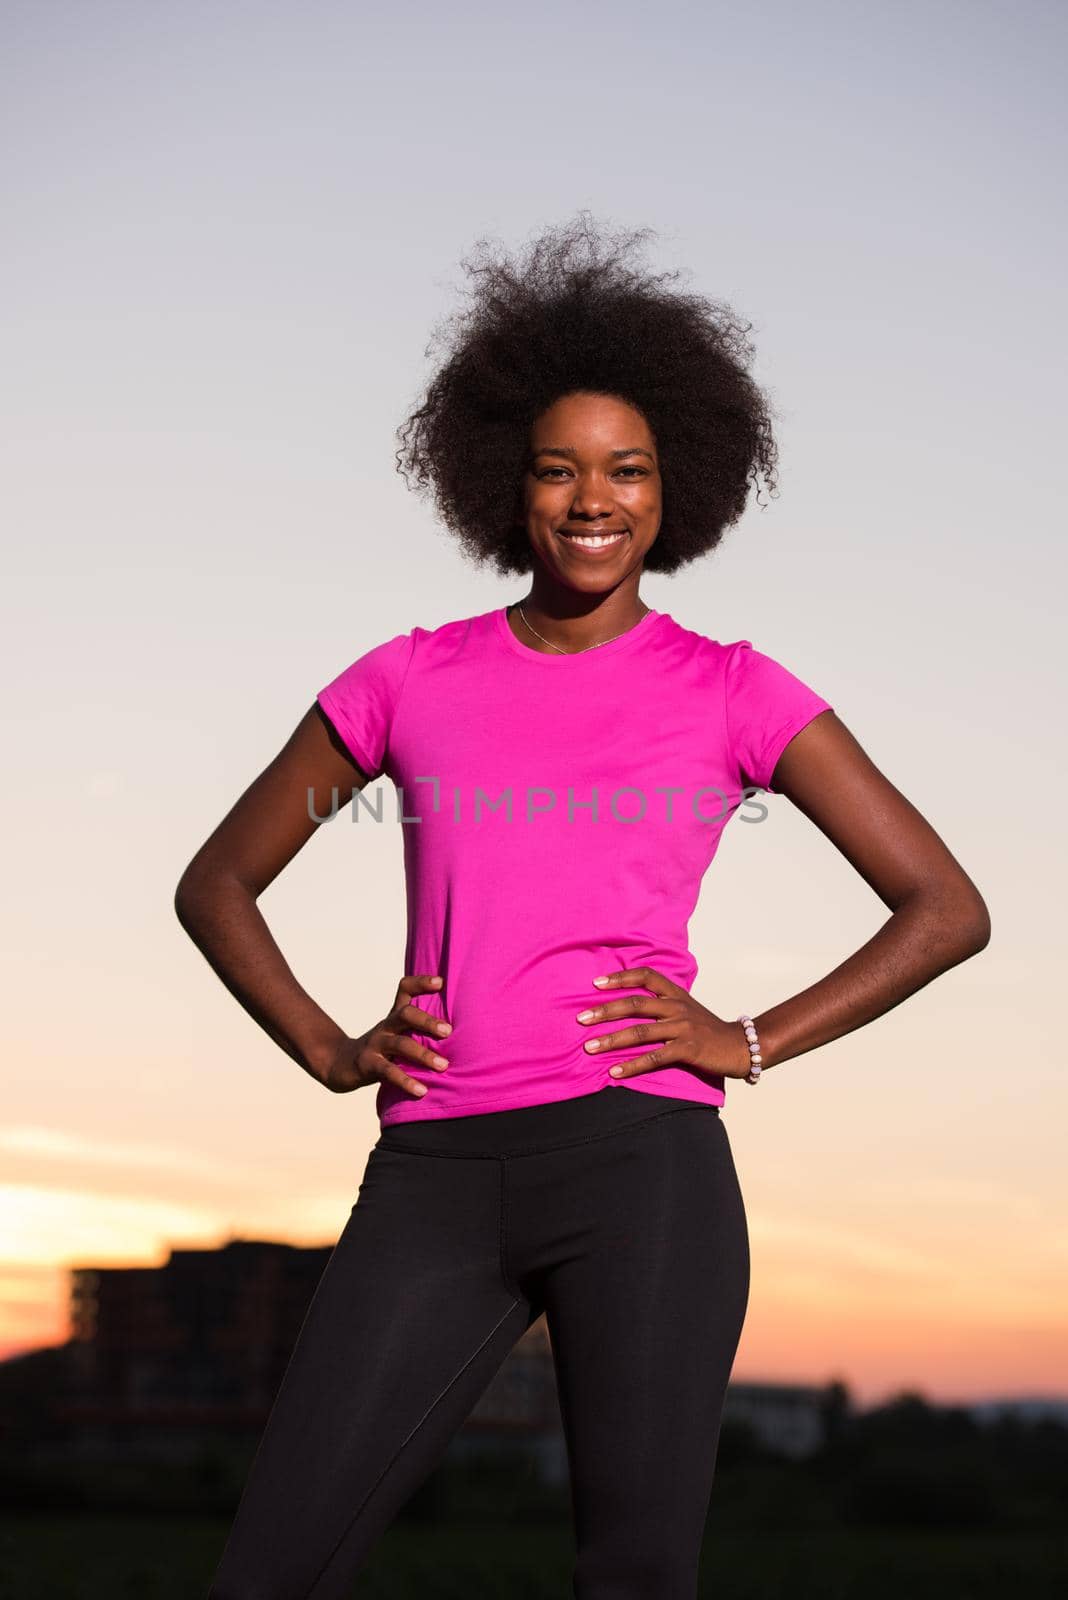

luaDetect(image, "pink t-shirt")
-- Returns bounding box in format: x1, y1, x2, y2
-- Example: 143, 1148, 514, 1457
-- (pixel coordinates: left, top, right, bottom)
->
316, 605, 833, 1127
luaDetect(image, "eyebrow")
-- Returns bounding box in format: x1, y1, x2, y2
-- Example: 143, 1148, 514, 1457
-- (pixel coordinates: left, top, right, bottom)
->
531, 446, 656, 462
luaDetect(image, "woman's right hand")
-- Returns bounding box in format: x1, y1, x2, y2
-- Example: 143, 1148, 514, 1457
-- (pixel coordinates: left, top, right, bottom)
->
319, 973, 452, 1097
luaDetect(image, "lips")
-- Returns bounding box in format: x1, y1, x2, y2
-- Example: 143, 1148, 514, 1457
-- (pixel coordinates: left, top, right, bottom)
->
556, 529, 629, 550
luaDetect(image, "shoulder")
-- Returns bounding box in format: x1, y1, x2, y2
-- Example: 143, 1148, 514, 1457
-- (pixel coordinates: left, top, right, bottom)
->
653, 614, 756, 677
650, 613, 726, 656
720, 637, 827, 705
322, 608, 486, 676
716, 635, 835, 791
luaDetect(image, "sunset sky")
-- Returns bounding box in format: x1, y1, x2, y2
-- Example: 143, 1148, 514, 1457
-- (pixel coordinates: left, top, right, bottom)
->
3, 0, 1065, 1412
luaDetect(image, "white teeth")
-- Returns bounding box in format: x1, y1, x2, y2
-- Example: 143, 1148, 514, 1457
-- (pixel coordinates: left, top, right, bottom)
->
563, 532, 627, 548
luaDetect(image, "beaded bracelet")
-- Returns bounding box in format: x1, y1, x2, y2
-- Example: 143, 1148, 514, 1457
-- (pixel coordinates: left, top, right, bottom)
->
736, 1014, 763, 1084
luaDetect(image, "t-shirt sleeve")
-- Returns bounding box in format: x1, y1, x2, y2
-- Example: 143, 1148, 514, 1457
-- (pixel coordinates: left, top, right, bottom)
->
316, 631, 416, 781
724, 639, 834, 795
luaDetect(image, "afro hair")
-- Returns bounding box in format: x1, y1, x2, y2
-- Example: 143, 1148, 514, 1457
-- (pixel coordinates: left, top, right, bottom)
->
395, 211, 779, 576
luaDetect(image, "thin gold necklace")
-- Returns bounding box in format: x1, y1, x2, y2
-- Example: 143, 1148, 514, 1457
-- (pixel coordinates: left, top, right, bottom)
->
514, 603, 650, 655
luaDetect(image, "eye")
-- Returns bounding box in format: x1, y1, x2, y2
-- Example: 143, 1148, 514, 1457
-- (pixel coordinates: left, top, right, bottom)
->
536, 465, 647, 480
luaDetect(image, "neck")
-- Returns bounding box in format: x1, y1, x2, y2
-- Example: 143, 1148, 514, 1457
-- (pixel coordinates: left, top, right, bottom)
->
512, 585, 650, 654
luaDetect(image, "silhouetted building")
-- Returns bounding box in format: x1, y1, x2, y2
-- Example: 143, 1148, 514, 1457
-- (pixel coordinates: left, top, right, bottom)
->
47, 1240, 841, 1472
57, 1239, 564, 1466
722, 1380, 836, 1458
69, 1239, 333, 1409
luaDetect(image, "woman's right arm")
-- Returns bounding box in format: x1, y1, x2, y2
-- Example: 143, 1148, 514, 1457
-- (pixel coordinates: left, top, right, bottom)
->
173, 704, 366, 1084
173, 703, 445, 1097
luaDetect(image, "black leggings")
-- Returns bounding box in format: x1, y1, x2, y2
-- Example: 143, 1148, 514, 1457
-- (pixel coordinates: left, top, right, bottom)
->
208, 1085, 751, 1599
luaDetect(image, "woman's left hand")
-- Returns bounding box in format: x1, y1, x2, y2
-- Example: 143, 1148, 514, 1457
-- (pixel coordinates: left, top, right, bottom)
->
576, 966, 756, 1081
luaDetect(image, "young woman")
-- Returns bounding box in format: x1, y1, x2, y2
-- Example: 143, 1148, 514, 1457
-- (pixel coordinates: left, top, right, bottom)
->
178, 215, 990, 1600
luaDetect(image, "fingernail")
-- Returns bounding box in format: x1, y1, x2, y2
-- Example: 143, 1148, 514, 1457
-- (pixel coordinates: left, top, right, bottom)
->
414, 1084, 428, 1095
433, 1055, 449, 1068
437, 1022, 452, 1035
609, 1066, 623, 1077
430, 977, 443, 986
585, 1039, 600, 1051
576, 1010, 595, 1022
592, 976, 610, 987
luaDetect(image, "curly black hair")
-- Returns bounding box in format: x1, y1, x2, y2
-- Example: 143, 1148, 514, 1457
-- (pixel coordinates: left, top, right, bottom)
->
394, 211, 779, 577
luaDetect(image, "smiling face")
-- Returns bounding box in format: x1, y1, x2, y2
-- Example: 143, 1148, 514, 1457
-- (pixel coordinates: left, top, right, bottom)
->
521, 391, 662, 596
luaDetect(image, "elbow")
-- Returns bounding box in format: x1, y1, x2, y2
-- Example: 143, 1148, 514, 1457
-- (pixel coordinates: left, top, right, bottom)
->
965, 895, 992, 956
899, 880, 991, 965
173, 871, 198, 929
174, 858, 249, 929
936, 885, 992, 963
173, 858, 214, 928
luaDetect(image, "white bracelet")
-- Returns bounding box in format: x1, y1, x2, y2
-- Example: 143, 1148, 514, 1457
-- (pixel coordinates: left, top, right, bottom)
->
736, 1014, 763, 1084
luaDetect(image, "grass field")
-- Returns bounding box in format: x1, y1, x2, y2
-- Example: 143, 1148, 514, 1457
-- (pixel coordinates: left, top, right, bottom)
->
1, 1514, 1065, 1599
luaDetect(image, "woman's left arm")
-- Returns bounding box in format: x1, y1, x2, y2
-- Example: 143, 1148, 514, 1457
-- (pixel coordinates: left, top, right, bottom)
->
750, 709, 991, 1071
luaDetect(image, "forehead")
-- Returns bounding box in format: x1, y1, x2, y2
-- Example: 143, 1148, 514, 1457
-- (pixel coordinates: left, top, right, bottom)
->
530, 392, 655, 454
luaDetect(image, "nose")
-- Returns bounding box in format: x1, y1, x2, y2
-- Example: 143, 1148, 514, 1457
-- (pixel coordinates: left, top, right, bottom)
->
568, 474, 615, 519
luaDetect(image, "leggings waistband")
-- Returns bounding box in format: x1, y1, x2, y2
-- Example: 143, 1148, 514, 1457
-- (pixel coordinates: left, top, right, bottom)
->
375, 1085, 719, 1159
